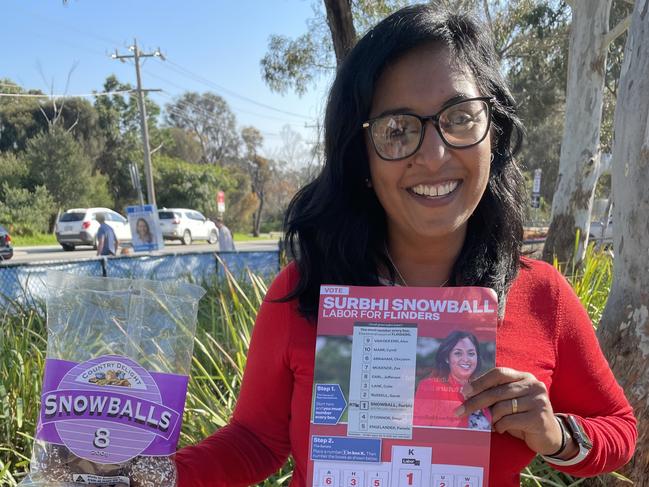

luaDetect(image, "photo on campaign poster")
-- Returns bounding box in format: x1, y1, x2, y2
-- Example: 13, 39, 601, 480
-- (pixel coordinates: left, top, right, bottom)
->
413, 332, 495, 431
312, 328, 496, 432
127, 205, 164, 252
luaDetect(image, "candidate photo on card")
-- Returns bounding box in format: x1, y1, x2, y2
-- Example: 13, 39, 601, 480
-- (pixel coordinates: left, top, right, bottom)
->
413, 331, 494, 430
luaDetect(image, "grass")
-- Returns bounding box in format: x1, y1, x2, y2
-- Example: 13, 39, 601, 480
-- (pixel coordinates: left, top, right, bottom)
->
8, 231, 281, 247
233, 231, 282, 242
10, 233, 58, 247
0, 302, 46, 485
0, 246, 626, 486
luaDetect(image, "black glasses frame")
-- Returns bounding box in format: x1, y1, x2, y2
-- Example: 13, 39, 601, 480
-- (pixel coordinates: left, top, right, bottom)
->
362, 96, 495, 161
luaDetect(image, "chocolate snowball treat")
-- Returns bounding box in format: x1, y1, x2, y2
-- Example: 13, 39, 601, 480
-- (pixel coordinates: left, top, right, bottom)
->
20, 272, 204, 487
125, 456, 177, 487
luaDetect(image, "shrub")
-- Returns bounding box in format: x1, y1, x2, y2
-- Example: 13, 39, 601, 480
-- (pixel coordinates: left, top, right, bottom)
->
0, 184, 55, 236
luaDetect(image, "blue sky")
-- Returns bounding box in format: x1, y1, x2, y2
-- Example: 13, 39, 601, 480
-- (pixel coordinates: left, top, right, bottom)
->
1, 0, 332, 155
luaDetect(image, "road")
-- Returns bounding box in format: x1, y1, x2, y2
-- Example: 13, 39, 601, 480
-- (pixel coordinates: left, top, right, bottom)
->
5, 240, 280, 265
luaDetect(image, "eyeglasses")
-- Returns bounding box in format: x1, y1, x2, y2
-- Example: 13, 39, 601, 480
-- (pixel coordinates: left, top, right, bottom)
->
362, 96, 494, 161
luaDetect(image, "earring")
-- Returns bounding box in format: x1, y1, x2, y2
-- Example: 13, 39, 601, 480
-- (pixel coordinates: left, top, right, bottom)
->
490, 153, 495, 163
365, 178, 372, 188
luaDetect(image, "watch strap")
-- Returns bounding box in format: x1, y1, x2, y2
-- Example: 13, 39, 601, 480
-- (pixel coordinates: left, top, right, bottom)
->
542, 415, 592, 466
545, 415, 568, 457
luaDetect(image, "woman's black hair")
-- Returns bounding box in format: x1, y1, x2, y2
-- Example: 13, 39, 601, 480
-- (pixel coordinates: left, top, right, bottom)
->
282, 4, 525, 319
433, 331, 482, 380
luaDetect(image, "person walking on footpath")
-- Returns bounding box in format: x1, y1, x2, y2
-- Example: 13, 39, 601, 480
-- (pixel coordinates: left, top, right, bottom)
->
215, 218, 235, 251
95, 213, 119, 257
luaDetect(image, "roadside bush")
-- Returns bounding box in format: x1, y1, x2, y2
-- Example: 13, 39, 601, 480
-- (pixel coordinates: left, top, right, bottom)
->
154, 155, 257, 232
0, 183, 55, 235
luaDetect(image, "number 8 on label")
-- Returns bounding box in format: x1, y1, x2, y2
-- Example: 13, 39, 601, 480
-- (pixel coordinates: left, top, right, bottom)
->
93, 428, 110, 448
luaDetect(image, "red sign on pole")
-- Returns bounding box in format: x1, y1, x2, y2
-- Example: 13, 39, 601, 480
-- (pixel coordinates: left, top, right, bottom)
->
217, 191, 225, 213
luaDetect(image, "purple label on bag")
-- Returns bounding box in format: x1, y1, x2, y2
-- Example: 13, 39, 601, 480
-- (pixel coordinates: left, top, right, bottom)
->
36, 356, 188, 464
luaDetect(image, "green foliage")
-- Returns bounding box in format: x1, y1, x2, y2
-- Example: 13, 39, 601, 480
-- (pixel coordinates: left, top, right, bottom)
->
0, 307, 47, 486
0, 152, 28, 188
93, 76, 147, 208
0, 78, 282, 232
260, 0, 415, 95
261, 32, 326, 96
553, 241, 613, 326
164, 92, 240, 164
0, 84, 100, 154
24, 126, 94, 210
500, 1, 570, 203
154, 155, 256, 232
159, 127, 203, 164
0, 81, 43, 153
0, 184, 55, 236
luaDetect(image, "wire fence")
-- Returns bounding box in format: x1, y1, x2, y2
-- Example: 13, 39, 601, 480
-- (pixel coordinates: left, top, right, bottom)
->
0, 250, 280, 313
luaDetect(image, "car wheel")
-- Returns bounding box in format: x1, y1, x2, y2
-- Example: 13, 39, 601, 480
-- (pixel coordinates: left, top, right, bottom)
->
208, 229, 218, 244
61, 243, 75, 251
182, 230, 192, 245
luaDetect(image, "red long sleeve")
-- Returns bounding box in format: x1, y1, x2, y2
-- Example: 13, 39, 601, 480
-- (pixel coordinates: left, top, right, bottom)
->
175, 265, 302, 486
544, 264, 637, 476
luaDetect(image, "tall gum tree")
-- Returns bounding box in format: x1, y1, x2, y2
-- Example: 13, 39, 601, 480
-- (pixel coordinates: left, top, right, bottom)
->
543, 0, 631, 264
595, 0, 649, 482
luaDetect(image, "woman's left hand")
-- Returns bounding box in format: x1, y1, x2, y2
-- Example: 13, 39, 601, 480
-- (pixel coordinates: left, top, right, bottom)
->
455, 367, 563, 455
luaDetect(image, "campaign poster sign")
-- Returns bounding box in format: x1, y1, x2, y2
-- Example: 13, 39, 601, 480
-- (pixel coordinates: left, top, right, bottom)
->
126, 205, 164, 252
308, 285, 498, 487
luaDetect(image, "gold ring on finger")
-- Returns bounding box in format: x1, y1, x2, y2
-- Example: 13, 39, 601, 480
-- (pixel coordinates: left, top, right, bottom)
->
511, 398, 518, 414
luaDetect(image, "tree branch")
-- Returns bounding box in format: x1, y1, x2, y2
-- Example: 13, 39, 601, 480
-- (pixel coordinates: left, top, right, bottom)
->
66, 115, 79, 133
603, 13, 632, 47
499, 38, 525, 59
482, 0, 494, 34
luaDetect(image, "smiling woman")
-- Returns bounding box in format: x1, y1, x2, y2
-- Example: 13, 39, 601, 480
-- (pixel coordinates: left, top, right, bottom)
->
174, 4, 636, 487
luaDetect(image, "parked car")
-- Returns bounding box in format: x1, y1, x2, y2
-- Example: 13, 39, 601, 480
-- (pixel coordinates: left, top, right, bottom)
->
55, 208, 132, 251
158, 208, 218, 245
0, 225, 13, 261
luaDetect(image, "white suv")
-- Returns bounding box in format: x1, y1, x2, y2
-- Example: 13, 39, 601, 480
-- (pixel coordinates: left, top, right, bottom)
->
55, 208, 132, 251
158, 208, 218, 245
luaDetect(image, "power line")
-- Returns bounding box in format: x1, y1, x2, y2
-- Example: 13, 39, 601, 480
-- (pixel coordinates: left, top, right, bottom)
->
156, 89, 305, 133
12, 5, 318, 123
148, 73, 306, 125
163, 104, 284, 140
0, 89, 133, 99
161, 59, 314, 121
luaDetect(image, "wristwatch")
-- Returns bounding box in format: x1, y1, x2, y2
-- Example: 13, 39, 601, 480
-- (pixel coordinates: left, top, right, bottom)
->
542, 414, 593, 466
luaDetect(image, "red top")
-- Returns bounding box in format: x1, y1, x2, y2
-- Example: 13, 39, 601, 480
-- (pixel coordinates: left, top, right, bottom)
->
413, 375, 472, 428
175, 258, 636, 486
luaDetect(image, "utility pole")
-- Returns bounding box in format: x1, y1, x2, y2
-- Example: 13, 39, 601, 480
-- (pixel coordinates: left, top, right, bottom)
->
112, 39, 164, 206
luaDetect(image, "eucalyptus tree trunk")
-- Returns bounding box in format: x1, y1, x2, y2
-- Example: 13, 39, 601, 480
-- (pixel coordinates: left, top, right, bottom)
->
596, 0, 649, 482
542, 0, 611, 264
323, 0, 356, 65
